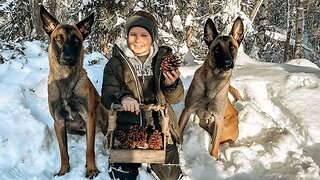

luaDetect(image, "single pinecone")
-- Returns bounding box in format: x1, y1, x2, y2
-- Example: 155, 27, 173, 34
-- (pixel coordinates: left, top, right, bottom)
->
114, 129, 127, 143
148, 130, 163, 150
160, 53, 182, 72
120, 140, 134, 149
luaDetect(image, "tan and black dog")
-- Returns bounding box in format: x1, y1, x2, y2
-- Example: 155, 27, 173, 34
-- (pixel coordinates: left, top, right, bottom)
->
40, 5, 109, 178
178, 17, 244, 159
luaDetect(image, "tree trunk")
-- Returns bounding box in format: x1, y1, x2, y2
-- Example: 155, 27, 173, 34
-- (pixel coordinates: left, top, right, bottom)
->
294, 0, 305, 59
186, 0, 196, 50
0, 55, 4, 64
284, 0, 293, 62
257, 0, 268, 60
30, 0, 44, 40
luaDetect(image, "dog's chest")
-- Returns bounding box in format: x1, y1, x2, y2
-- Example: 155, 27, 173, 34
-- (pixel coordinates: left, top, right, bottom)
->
204, 72, 230, 98
50, 77, 89, 120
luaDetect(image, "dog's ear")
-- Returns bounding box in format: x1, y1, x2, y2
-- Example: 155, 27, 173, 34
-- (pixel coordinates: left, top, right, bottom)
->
229, 17, 244, 45
76, 13, 94, 39
40, 5, 59, 35
204, 18, 219, 47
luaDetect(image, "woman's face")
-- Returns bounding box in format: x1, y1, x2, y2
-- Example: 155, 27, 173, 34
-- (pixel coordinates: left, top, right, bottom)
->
128, 26, 152, 57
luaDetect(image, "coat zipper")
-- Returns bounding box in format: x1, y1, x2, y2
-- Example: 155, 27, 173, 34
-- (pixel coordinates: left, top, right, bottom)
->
119, 52, 144, 126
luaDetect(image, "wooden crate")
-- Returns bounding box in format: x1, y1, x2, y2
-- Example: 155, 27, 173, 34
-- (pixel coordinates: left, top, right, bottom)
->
109, 149, 166, 163
107, 104, 169, 164
108, 130, 167, 164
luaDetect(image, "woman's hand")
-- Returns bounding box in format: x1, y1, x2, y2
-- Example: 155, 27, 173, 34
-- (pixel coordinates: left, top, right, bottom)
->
121, 96, 140, 115
163, 69, 181, 86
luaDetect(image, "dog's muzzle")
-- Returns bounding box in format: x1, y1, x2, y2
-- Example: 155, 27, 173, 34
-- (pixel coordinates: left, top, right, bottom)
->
216, 58, 234, 71
60, 45, 77, 66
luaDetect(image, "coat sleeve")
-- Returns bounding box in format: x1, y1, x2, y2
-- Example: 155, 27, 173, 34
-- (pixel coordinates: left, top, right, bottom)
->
101, 57, 133, 109
160, 75, 184, 104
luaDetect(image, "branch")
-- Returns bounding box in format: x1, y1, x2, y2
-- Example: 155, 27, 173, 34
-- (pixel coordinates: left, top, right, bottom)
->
249, 0, 264, 22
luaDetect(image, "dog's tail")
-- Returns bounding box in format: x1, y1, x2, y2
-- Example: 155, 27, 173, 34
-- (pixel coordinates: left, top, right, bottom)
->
229, 85, 242, 101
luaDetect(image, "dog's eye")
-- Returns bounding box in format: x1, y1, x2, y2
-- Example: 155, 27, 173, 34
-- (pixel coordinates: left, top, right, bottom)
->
73, 36, 80, 44
230, 45, 235, 51
214, 46, 220, 53
55, 36, 63, 43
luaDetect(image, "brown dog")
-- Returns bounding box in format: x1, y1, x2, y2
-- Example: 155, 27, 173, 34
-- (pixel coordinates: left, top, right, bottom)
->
178, 17, 244, 159
40, 6, 109, 178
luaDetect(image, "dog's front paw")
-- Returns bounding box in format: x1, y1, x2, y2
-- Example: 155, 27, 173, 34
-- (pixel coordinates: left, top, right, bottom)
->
85, 168, 100, 179
203, 111, 214, 124
55, 165, 70, 176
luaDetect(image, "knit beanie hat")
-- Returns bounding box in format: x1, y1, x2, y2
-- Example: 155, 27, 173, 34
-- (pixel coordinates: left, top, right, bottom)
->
125, 10, 158, 42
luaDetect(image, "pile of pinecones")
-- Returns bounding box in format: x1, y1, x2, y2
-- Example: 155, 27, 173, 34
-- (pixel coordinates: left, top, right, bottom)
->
114, 125, 163, 150
160, 53, 182, 72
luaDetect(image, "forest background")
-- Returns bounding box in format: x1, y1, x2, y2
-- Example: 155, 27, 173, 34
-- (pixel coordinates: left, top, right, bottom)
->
0, 0, 319, 66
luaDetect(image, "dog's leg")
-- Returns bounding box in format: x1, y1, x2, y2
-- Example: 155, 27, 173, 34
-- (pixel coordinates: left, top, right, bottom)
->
210, 120, 224, 159
178, 107, 195, 133
54, 119, 70, 176
220, 99, 239, 143
85, 108, 100, 178
96, 103, 109, 136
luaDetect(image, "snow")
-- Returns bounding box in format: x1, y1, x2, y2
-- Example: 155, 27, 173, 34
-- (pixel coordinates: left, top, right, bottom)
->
1, 40, 320, 180
172, 15, 184, 32
185, 14, 193, 27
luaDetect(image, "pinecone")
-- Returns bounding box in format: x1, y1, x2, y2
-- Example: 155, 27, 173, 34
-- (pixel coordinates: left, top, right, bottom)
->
120, 140, 134, 149
160, 53, 182, 72
148, 130, 163, 150
114, 129, 127, 142
126, 125, 148, 149
127, 125, 148, 142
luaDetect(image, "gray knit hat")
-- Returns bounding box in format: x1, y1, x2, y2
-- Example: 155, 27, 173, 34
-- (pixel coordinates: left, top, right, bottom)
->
125, 10, 158, 42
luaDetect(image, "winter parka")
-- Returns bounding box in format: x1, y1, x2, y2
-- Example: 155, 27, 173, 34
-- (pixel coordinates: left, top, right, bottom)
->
101, 38, 184, 143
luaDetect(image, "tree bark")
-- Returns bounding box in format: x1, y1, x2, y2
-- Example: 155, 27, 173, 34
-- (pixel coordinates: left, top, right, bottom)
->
257, 0, 268, 60
186, 0, 196, 50
284, 0, 293, 62
30, 0, 44, 40
294, 0, 305, 59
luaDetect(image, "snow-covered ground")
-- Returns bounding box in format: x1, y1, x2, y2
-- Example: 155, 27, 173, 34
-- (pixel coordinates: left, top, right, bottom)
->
1, 41, 320, 180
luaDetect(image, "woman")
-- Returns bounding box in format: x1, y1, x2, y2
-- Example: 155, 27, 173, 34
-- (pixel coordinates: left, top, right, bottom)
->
101, 10, 184, 180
